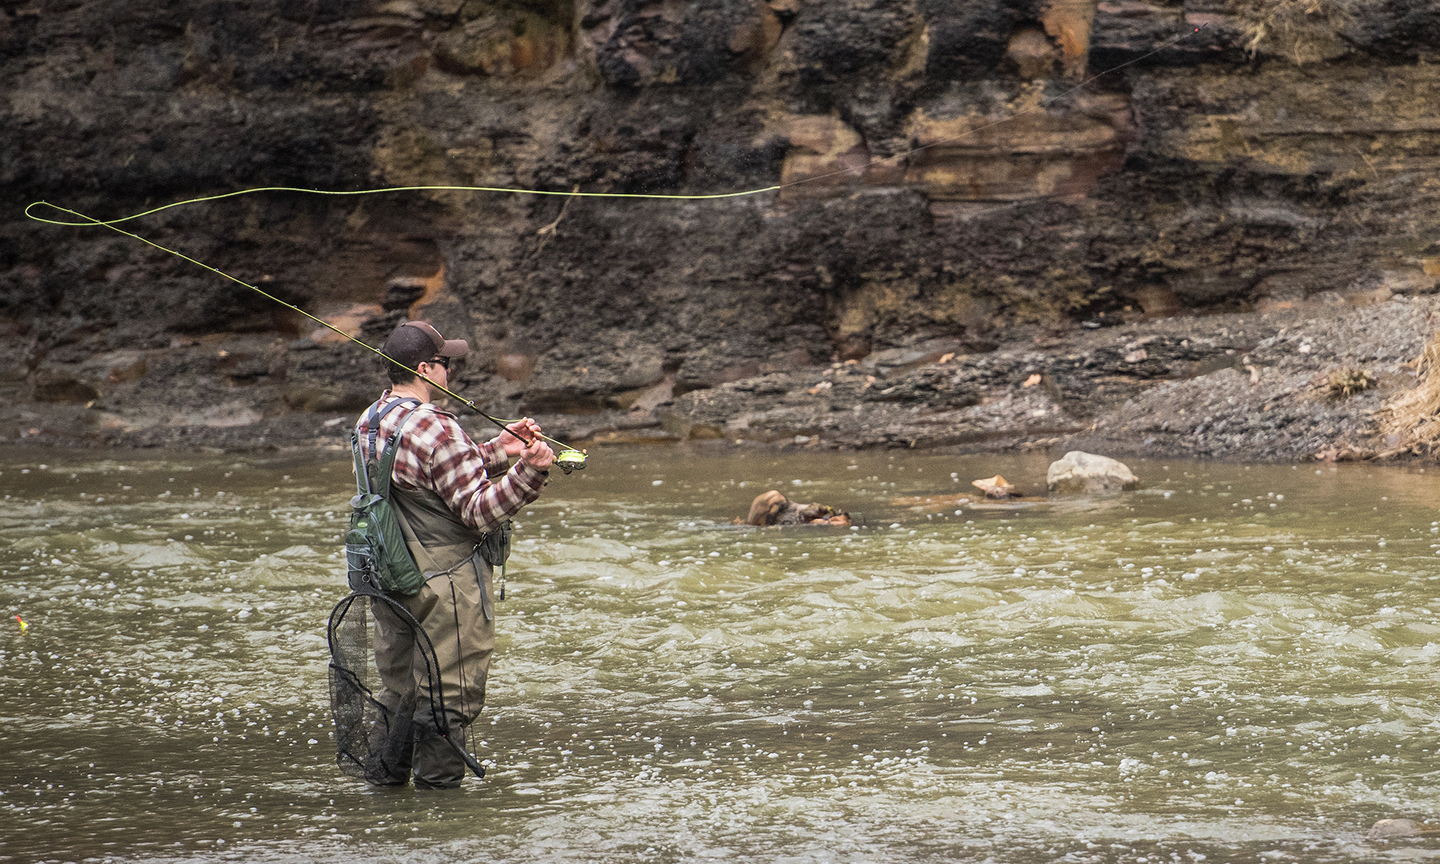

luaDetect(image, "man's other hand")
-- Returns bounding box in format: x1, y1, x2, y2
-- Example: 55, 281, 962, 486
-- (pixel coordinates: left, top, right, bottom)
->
520, 436, 555, 471
499, 418, 543, 459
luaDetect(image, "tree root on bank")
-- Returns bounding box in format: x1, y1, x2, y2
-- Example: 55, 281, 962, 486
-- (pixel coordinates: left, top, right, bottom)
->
1376, 333, 1440, 457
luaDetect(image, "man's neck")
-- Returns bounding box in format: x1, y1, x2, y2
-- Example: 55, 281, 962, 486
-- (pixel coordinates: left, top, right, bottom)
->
389, 381, 430, 403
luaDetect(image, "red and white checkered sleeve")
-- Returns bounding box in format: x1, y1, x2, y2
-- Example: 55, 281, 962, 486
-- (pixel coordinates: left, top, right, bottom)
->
404, 412, 546, 533
476, 436, 511, 479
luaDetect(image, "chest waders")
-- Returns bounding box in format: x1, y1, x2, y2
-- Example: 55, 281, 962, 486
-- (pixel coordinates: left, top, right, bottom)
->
327, 397, 492, 784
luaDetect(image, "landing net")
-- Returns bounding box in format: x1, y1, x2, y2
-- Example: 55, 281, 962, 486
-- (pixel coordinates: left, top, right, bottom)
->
326, 588, 483, 784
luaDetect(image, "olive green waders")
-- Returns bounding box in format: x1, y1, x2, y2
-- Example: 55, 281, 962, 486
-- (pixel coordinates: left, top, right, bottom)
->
369, 485, 495, 789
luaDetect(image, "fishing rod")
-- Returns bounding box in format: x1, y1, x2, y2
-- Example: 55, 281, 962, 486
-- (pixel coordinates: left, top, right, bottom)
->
24, 201, 589, 474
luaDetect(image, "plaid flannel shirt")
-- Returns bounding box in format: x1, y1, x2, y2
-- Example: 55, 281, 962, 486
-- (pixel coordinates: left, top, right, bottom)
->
356, 391, 546, 534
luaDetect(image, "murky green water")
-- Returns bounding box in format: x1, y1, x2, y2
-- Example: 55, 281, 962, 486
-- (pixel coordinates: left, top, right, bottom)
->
3, 445, 1440, 863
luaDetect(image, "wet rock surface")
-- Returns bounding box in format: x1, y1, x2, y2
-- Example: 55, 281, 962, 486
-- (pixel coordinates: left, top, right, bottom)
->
739, 490, 851, 526
3, 1, 1440, 462
645, 294, 1434, 463
1367, 818, 1440, 841
4, 290, 1426, 467
1046, 451, 1138, 495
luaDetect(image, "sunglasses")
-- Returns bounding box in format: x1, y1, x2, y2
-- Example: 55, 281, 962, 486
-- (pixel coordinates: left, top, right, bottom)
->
425, 356, 451, 370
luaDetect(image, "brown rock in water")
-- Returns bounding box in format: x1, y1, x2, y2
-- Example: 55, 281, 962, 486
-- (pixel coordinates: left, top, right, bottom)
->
972, 475, 1015, 499
740, 490, 850, 526
744, 490, 788, 524
1367, 818, 1440, 840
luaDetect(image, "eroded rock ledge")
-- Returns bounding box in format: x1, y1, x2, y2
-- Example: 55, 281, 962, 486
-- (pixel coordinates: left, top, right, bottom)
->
8, 291, 1429, 466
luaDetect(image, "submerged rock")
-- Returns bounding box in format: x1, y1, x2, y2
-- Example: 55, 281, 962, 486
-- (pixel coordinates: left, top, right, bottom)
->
740, 491, 850, 527
971, 475, 1015, 499
1047, 451, 1138, 495
1367, 818, 1440, 840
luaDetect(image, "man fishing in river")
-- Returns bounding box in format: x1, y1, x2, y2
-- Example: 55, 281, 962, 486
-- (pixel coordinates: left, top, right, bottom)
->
353, 320, 554, 788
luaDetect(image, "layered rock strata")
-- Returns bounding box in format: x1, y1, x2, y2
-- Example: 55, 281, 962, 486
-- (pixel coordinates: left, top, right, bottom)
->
2, 0, 1438, 459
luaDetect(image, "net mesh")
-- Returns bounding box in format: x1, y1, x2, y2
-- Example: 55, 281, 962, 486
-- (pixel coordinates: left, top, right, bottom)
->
327, 590, 481, 784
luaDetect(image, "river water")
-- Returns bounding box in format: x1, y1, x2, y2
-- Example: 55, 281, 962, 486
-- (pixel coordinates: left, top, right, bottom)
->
2, 445, 1440, 863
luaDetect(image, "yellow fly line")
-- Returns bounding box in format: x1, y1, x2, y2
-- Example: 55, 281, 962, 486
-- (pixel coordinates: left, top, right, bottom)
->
21, 183, 782, 229
22, 24, 1205, 228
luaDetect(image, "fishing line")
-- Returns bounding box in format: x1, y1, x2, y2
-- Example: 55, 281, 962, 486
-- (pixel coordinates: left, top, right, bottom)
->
22, 22, 1206, 471
28, 202, 589, 471
24, 23, 1206, 228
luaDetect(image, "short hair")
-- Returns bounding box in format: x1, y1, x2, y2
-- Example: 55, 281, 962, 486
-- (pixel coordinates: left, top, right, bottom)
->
385, 356, 421, 386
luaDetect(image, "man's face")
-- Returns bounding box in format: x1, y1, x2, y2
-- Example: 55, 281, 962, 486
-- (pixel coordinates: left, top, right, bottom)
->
419, 356, 450, 387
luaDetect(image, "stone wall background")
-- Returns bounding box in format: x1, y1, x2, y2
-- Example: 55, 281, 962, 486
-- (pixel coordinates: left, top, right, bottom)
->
2, 0, 1439, 445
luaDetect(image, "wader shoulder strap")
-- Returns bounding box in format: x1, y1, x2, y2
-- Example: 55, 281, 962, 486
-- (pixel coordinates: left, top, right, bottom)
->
361, 397, 421, 465
349, 430, 371, 498
349, 397, 422, 498
373, 405, 422, 500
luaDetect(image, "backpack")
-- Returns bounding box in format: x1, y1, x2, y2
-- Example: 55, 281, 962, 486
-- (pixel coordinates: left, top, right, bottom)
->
344, 398, 426, 595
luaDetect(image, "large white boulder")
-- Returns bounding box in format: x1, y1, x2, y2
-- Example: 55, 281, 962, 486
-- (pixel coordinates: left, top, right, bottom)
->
1046, 451, 1139, 496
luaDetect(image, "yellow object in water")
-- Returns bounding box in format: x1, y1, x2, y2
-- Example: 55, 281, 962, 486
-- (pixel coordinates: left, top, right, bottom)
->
14, 614, 27, 632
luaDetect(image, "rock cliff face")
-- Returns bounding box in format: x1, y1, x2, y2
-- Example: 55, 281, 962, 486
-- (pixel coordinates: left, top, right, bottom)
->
2, 0, 1439, 455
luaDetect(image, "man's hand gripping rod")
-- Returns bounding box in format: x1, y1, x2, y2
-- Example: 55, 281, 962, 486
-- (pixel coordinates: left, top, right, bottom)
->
414, 369, 588, 475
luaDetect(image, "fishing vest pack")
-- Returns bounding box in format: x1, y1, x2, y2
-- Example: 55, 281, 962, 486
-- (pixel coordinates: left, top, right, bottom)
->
345, 398, 426, 595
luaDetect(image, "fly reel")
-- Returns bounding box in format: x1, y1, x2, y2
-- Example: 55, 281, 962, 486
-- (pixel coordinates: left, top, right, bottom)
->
554, 449, 588, 475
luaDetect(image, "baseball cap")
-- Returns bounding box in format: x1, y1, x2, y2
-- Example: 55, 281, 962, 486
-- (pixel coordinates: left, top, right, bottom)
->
381, 321, 469, 369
